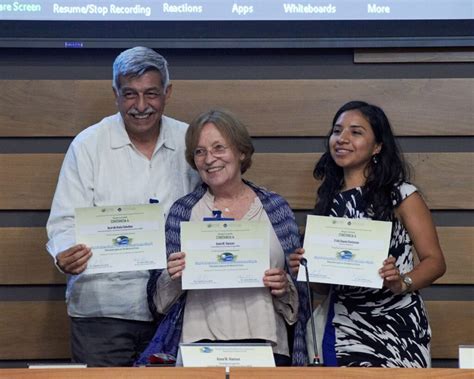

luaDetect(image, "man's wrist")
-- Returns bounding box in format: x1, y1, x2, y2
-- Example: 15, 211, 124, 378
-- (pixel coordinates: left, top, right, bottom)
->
54, 256, 66, 274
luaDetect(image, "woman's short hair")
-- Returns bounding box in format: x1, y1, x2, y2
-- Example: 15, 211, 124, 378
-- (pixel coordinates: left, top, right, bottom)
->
185, 109, 255, 174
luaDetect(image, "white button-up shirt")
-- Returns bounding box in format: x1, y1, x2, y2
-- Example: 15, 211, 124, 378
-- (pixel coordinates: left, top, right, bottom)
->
46, 112, 200, 321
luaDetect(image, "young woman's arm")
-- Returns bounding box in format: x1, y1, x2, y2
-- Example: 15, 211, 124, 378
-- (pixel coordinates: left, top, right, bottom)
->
381, 192, 446, 294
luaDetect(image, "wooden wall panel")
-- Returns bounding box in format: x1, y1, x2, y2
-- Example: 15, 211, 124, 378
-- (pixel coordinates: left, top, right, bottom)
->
247, 153, 318, 210
408, 153, 474, 210
0, 301, 70, 360
0, 154, 62, 210
0, 153, 472, 210
0, 79, 472, 137
245, 153, 474, 210
433, 227, 473, 285
428, 301, 474, 359
0, 227, 64, 285
0, 81, 114, 137
354, 48, 474, 63
0, 301, 469, 360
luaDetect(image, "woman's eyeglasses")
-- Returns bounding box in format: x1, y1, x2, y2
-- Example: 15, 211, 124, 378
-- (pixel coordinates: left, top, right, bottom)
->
194, 144, 229, 159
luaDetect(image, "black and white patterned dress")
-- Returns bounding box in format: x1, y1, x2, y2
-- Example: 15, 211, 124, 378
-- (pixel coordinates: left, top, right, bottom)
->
322, 183, 432, 367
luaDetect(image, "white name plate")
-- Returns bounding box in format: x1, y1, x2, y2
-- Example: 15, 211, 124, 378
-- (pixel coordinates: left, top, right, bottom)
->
459, 345, 474, 369
177, 343, 275, 367
28, 363, 87, 369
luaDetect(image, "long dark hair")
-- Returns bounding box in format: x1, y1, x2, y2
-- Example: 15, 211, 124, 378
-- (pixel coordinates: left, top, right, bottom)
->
313, 101, 409, 221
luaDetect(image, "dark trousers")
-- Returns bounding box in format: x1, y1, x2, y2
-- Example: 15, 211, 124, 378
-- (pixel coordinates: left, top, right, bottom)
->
70, 317, 157, 367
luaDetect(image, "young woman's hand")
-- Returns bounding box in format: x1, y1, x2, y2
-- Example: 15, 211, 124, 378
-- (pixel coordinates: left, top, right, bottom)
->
167, 252, 186, 280
379, 256, 404, 295
288, 247, 305, 275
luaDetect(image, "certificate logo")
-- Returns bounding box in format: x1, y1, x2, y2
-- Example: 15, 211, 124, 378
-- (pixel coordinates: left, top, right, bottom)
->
113, 235, 131, 246
337, 250, 354, 260
200, 346, 213, 353
217, 252, 237, 263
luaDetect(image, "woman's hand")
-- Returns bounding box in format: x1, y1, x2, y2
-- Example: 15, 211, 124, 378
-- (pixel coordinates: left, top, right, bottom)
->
167, 252, 186, 280
288, 247, 305, 275
263, 268, 289, 297
379, 256, 404, 295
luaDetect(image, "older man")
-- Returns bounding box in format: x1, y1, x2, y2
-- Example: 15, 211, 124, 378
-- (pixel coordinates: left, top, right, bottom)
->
46, 47, 199, 367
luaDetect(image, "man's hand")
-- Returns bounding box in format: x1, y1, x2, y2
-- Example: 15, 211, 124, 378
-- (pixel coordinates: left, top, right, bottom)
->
56, 244, 92, 275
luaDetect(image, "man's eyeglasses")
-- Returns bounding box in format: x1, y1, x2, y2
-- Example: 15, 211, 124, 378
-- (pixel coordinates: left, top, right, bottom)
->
194, 144, 229, 159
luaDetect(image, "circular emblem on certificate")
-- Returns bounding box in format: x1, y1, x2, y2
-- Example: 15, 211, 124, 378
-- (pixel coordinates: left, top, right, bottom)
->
114, 235, 130, 246
218, 252, 236, 263
337, 250, 354, 260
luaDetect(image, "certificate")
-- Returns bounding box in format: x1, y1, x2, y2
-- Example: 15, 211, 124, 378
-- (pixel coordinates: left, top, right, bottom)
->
75, 204, 166, 274
181, 221, 270, 290
298, 215, 392, 288
177, 343, 275, 367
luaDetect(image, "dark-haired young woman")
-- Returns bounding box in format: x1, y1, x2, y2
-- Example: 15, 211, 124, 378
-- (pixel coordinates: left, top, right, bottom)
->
289, 101, 446, 367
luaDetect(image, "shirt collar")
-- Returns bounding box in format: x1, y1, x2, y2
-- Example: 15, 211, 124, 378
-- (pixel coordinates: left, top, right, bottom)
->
110, 113, 176, 152
155, 116, 177, 152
